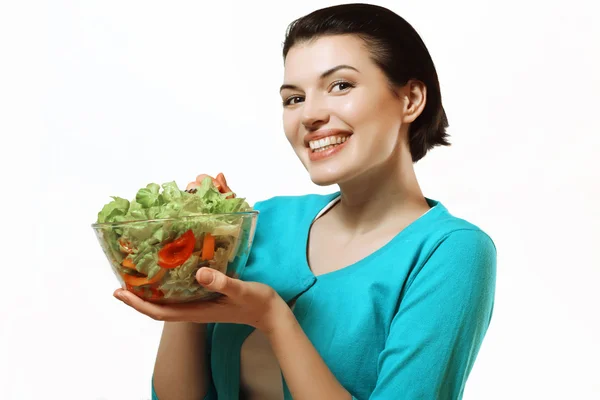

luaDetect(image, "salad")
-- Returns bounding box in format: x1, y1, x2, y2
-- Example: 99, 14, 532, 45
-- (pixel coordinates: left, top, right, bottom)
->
93, 174, 257, 303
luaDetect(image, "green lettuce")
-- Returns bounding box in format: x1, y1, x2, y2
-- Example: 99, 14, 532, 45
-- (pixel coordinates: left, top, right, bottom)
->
96, 179, 252, 225
136, 183, 162, 208
158, 254, 206, 297
97, 196, 130, 224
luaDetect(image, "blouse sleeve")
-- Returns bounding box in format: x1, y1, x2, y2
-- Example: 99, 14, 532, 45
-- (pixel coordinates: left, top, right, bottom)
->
363, 229, 497, 400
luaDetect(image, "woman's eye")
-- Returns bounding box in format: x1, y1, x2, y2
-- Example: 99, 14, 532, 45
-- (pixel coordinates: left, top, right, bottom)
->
331, 81, 354, 92
284, 96, 304, 106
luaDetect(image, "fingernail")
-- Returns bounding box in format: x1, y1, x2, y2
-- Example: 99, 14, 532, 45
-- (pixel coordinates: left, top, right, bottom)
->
198, 269, 214, 285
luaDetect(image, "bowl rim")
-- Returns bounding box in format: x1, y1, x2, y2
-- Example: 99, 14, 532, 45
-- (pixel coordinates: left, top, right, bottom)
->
91, 210, 259, 228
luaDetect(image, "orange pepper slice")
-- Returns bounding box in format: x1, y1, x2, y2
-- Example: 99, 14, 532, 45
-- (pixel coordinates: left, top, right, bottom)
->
121, 258, 137, 270
122, 268, 167, 287
202, 233, 215, 260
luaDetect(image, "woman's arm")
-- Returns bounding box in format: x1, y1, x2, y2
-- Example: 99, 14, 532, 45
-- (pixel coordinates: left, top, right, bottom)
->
152, 322, 210, 400
365, 230, 496, 399
264, 302, 353, 400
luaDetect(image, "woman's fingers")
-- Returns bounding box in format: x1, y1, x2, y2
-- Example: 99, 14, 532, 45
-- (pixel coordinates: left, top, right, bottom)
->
196, 268, 244, 298
114, 289, 172, 321
113, 289, 213, 322
186, 181, 199, 190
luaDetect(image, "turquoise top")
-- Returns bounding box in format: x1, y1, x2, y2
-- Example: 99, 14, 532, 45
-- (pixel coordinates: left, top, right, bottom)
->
152, 192, 497, 400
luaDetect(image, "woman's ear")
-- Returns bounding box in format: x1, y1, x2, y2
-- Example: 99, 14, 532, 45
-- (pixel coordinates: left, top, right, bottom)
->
401, 80, 427, 124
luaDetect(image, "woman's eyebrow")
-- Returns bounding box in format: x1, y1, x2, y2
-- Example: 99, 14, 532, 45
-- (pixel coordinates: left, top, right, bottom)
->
280, 64, 359, 93
320, 64, 359, 79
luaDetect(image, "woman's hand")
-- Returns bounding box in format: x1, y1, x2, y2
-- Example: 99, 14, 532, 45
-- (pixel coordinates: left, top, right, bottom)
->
113, 267, 286, 334
186, 173, 234, 198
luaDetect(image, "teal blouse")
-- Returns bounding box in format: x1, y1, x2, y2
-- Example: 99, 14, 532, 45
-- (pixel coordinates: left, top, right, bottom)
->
152, 192, 497, 399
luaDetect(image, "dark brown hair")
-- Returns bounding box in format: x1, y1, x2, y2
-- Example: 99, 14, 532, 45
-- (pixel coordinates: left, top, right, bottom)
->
282, 3, 450, 162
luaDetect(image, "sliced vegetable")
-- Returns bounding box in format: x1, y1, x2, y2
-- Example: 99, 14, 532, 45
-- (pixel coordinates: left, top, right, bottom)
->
118, 238, 135, 254
121, 258, 137, 270
202, 232, 215, 260
126, 283, 145, 296
157, 229, 196, 269
122, 268, 167, 287
148, 287, 164, 301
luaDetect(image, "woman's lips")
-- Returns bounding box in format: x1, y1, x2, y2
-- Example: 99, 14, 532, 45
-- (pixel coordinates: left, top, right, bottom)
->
307, 135, 351, 162
303, 129, 353, 148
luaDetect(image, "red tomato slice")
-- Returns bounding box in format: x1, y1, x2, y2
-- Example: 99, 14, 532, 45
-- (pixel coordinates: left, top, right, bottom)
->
148, 287, 164, 301
158, 229, 196, 269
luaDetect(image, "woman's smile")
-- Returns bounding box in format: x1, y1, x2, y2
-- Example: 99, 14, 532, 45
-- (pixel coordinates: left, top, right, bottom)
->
304, 128, 353, 162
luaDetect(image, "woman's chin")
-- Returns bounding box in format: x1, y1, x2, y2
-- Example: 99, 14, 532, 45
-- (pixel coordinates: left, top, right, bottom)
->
300, 152, 355, 187
311, 178, 337, 187
308, 168, 346, 187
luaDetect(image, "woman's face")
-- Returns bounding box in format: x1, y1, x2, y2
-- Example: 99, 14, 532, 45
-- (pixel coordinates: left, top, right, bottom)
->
281, 34, 414, 187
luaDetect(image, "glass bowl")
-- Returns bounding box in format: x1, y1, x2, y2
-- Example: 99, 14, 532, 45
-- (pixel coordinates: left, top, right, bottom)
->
92, 211, 258, 304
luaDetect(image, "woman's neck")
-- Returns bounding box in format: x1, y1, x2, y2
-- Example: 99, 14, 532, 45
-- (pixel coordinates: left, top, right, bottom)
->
332, 157, 430, 236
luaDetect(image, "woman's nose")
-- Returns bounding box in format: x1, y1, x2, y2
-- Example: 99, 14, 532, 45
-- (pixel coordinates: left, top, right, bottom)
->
301, 97, 330, 130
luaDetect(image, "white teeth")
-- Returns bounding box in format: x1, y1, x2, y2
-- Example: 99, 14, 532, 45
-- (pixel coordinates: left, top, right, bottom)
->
309, 135, 350, 151
315, 145, 335, 152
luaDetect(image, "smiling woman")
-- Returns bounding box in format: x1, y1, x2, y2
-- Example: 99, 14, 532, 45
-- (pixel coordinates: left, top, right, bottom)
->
139, 3, 497, 400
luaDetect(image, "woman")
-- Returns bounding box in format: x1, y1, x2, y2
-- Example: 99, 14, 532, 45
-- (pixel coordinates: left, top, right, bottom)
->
114, 4, 497, 399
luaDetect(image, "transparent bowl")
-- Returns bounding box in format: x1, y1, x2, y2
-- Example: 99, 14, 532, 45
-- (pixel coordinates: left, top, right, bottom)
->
92, 211, 259, 304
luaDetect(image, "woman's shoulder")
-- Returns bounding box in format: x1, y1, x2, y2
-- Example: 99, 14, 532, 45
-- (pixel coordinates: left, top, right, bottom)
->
419, 198, 494, 243
397, 198, 497, 276
407, 199, 497, 277
380, 200, 498, 306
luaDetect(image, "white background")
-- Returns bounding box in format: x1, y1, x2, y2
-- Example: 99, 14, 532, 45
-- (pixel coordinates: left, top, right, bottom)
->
1, 0, 598, 399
